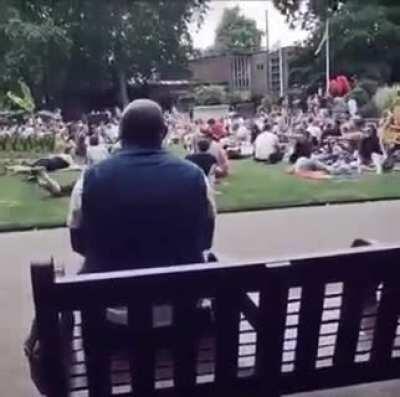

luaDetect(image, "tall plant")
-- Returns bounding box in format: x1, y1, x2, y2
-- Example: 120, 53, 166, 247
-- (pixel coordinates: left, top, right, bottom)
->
7, 81, 36, 113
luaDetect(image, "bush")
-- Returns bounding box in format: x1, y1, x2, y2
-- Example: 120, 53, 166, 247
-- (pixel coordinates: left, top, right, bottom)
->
194, 85, 227, 106
359, 79, 379, 98
359, 102, 379, 119
226, 90, 251, 105
257, 95, 272, 112
373, 85, 400, 115
349, 87, 370, 107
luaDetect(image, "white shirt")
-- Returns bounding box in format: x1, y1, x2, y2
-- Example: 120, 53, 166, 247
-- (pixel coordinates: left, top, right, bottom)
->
348, 98, 358, 117
307, 125, 323, 142
86, 144, 110, 166
254, 131, 279, 161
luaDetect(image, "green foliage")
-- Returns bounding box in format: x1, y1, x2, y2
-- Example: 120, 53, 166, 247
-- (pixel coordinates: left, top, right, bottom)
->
359, 102, 379, 118
0, 0, 209, 109
194, 85, 227, 105
373, 85, 400, 114
349, 87, 370, 107
6, 81, 35, 113
258, 95, 273, 112
214, 6, 263, 53
226, 90, 251, 105
358, 79, 379, 98
276, 0, 400, 86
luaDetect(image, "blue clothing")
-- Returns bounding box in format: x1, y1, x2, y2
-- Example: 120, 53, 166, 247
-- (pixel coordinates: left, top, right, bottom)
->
81, 147, 209, 273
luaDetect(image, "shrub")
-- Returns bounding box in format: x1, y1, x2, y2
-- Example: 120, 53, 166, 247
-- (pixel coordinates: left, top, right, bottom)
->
226, 90, 251, 105
359, 79, 379, 98
359, 102, 379, 119
373, 85, 400, 115
194, 85, 227, 106
348, 87, 370, 107
257, 95, 272, 112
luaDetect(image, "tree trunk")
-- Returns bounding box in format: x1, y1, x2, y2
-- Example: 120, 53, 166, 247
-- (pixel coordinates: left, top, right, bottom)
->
117, 67, 129, 108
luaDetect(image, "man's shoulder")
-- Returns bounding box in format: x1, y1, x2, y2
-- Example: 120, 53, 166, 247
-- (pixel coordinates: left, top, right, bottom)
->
170, 153, 205, 176
89, 149, 203, 177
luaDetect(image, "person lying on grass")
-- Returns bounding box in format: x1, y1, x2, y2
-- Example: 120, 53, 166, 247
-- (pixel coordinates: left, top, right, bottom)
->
33, 168, 75, 197
5, 148, 82, 176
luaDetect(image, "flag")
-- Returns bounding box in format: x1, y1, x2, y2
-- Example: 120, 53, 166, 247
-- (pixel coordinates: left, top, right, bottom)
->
315, 22, 329, 56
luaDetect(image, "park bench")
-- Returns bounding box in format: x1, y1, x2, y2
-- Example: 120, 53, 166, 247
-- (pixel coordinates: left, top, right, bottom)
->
31, 244, 400, 397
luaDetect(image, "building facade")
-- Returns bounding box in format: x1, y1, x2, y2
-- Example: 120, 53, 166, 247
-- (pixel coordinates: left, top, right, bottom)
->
189, 47, 294, 99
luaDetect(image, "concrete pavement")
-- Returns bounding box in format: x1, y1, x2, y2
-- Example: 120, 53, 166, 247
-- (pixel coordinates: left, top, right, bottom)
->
1, 201, 400, 396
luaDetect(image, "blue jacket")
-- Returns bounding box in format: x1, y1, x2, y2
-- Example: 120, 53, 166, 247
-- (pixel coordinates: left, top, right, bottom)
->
81, 147, 209, 273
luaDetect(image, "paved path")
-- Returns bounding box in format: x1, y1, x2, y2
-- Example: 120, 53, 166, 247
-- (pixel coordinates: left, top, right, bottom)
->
1, 201, 400, 396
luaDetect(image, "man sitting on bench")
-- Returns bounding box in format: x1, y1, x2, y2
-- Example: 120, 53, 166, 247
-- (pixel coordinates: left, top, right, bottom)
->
68, 98, 216, 273
25, 99, 217, 363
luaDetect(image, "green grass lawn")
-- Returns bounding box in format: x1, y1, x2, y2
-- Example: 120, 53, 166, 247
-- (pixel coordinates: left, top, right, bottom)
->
1, 157, 400, 232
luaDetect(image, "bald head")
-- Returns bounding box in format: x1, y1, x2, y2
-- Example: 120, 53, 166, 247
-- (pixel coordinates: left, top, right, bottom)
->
120, 99, 166, 148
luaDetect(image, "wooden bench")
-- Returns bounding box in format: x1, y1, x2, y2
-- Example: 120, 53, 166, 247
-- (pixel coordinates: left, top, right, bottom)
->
31, 244, 400, 397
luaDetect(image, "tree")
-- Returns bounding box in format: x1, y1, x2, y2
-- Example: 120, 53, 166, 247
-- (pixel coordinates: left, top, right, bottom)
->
0, 0, 209, 111
274, 0, 400, 87
214, 6, 263, 53
0, 1, 72, 107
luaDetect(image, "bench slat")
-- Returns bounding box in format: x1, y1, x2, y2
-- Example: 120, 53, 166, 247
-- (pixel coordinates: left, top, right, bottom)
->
256, 275, 288, 396
295, 281, 326, 376
215, 287, 241, 390
173, 295, 198, 392
128, 300, 154, 396
333, 280, 368, 367
81, 308, 111, 397
371, 280, 400, 365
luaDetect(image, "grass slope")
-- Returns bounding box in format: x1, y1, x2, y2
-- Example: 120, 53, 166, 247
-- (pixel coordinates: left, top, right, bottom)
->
1, 158, 400, 231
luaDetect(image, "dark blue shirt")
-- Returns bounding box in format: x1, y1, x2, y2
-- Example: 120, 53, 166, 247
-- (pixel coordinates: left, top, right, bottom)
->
81, 147, 210, 273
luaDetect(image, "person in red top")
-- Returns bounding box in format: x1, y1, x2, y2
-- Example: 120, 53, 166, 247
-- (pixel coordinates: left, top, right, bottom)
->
208, 118, 226, 141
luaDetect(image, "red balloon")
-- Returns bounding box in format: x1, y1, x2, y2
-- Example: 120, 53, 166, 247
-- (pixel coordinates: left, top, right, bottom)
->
337, 75, 351, 96
329, 79, 341, 97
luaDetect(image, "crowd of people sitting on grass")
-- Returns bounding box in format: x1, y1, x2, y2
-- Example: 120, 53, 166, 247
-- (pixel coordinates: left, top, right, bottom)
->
1, 92, 399, 198
172, 94, 395, 181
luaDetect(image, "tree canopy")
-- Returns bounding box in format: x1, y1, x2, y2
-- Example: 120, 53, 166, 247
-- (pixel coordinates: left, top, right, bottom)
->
0, 0, 208, 113
274, 0, 400, 91
213, 6, 263, 53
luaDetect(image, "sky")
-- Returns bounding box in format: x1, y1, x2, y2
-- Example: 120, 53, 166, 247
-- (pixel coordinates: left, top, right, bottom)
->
190, 0, 309, 50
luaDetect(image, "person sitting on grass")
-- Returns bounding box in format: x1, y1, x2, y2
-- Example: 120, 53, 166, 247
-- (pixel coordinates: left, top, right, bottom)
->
357, 124, 386, 175
287, 138, 334, 180
185, 139, 222, 190
86, 134, 110, 166
186, 139, 218, 177
254, 123, 283, 164
208, 133, 230, 178
287, 138, 353, 180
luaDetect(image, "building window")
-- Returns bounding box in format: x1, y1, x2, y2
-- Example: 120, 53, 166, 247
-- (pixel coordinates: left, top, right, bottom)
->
232, 56, 250, 90
257, 64, 264, 71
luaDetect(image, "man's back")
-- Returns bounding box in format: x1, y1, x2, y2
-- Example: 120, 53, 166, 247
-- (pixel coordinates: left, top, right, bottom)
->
81, 147, 209, 272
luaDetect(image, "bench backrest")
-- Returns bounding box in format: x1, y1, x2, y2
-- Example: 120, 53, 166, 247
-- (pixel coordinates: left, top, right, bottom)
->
31, 245, 400, 397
